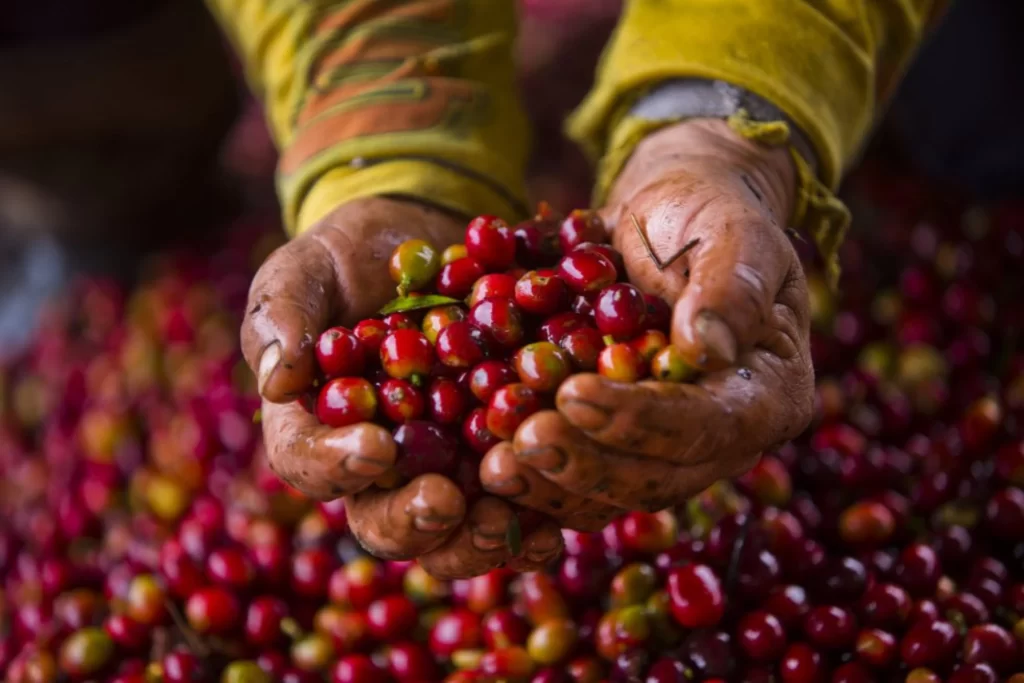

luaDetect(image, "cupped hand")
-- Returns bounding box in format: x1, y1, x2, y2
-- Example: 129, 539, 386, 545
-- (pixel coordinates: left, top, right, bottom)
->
480, 119, 815, 529
242, 197, 562, 577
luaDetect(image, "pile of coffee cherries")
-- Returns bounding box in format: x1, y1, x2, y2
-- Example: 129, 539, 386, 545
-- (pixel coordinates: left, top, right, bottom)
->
304, 207, 692, 497
1, 167, 1024, 683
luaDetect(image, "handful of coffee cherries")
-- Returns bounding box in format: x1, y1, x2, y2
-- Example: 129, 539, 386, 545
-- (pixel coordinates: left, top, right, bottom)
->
298, 205, 698, 497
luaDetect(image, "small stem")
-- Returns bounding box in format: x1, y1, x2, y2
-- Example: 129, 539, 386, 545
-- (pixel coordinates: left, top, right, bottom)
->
630, 213, 699, 271
164, 599, 209, 659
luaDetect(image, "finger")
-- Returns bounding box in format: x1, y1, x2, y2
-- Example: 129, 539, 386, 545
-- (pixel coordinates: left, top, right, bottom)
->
261, 399, 395, 500
479, 441, 620, 532
507, 520, 565, 573
514, 411, 730, 513
241, 236, 339, 402
417, 499, 563, 579
346, 474, 466, 561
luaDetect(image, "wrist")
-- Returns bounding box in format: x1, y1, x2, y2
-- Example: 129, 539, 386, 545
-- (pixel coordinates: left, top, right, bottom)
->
611, 118, 797, 222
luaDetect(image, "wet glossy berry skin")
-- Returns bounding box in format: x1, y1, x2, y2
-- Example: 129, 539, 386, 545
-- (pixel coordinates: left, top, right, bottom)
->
560, 327, 605, 371
463, 407, 501, 454
467, 360, 518, 403
468, 273, 517, 307
389, 239, 441, 295
559, 210, 606, 253
538, 312, 593, 345
803, 605, 856, 650
382, 313, 418, 331
427, 378, 469, 424
353, 319, 390, 356
380, 329, 435, 381
469, 298, 525, 348
421, 305, 466, 345
737, 611, 786, 662
437, 257, 487, 299
393, 421, 459, 478
598, 343, 646, 383
558, 251, 618, 294
650, 346, 693, 383
666, 564, 725, 628
631, 329, 669, 363
594, 283, 647, 340
573, 242, 625, 277
514, 342, 572, 393
316, 378, 377, 428
185, 586, 241, 634
436, 321, 490, 369
377, 379, 425, 424
511, 268, 566, 314
900, 618, 960, 669
316, 327, 366, 378
487, 383, 542, 440
466, 215, 516, 270
643, 294, 673, 332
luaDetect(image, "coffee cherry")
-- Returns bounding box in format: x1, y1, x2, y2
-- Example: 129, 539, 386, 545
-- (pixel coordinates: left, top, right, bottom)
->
386, 641, 441, 681
393, 421, 459, 478
632, 329, 669, 363
316, 377, 377, 428
427, 378, 469, 424
574, 242, 625, 277
223, 661, 271, 683
514, 342, 572, 392
377, 379, 425, 424
984, 486, 1024, 540
380, 329, 434, 381
901, 619, 961, 670
429, 608, 483, 656
895, 543, 942, 597
514, 211, 562, 267
559, 327, 605, 371
839, 500, 895, 546
60, 627, 114, 679
736, 611, 786, 662
527, 618, 577, 666
292, 633, 336, 672
559, 210, 605, 253
643, 294, 672, 332
779, 643, 824, 683
162, 652, 203, 683
962, 623, 1017, 673
667, 564, 725, 628
125, 574, 167, 626
436, 321, 490, 369
466, 215, 516, 270
331, 654, 383, 683
389, 239, 441, 295
422, 305, 466, 345
650, 346, 693, 382
558, 251, 617, 294
206, 547, 254, 589
366, 595, 418, 641
353, 319, 390, 355
598, 342, 646, 382
594, 284, 647, 340
538, 312, 592, 344
469, 298, 524, 347
437, 257, 487, 298
467, 360, 518, 402
245, 596, 288, 647
803, 605, 856, 650
382, 312, 418, 331
186, 586, 241, 634
854, 628, 897, 668
859, 582, 911, 628
486, 384, 542, 440
316, 327, 366, 378
104, 614, 147, 652
463, 407, 501, 454
291, 548, 335, 598
514, 270, 570, 316
467, 273, 517, 307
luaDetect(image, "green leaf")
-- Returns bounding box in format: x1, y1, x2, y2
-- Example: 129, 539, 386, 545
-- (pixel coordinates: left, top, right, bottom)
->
506, 517, 522, 557
378, 294, 461, 315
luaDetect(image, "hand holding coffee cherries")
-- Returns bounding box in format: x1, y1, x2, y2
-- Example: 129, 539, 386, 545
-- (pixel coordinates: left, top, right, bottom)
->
241, 198, 563, 579
479, 119, 816, 531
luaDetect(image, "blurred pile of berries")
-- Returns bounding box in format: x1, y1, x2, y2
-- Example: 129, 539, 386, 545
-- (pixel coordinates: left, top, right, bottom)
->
1, 160, 1023, 682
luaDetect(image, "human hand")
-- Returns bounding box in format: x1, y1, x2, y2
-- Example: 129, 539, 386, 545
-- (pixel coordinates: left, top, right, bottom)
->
480, 119, 815, 530
242, 197, 562, 577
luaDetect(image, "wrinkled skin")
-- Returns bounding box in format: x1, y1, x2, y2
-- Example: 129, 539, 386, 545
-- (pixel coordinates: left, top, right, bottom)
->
480, 119, 815, 532
241, 198, 562, 579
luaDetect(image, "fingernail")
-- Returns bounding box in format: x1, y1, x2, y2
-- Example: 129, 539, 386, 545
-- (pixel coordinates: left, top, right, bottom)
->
485, 476, 528, 497
257, 342, 282, 395
559, 400, 610, 431
516, 446, 568, 474
471, 525, 510, 552
695, 311, 737, 365
413, 514, 457, 533
526, 539, 562, 564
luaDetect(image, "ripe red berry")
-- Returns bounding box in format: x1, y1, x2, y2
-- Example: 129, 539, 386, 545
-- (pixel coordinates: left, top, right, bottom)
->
353, 319, 389, 356
631, 329, 669, 363
436, 321, 490, 369
559, 327, 605, 371
667, 564, 725, 628
737, 611, 786, 662
643, 294, 672, 332
376, 379, 425, 423
467, 360, 518, 403
598, 342, 646, 382
316, 327, 366, 378
962, 623, 1018, 673
162, 652, 202, 683
468, 273, 517, 307
803, 605, 856, 650
559, 210, 605, 253
245, 596, 288, 647
538, 312, 592, 344
290, 548, 335, 598
558, 251, 617, 294
316, 377, 377, 428
104, 614, 147, 651
382, 312, 418, 331
429, 608, 484, 656
486, 383, 542, 440
463, 407, 501, 454
366, 595, 418, 641
421, 304, 466, 344
185, 587, 241, 634
469, 298, 525, 347
574, 242, 624, 276
900, 618, 960, 669
466, 215, 516, 270
437, 257, 487, 298
594, 283, 647, 339
514, 270, 570, 316
205, 547, 254, 589
514, 342, 572, 392
779, 643, 825, 683
854, 627, 897, 668
427, 377, 469, 424
894, 543, 942, 597
331, 654, 383, 683
393, 421, 459, 478
385, 641, 440, 681
380, 329, 434, 381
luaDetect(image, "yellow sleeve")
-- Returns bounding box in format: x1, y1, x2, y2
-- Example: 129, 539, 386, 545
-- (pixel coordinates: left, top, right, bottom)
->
204, 0, 530, 235
568, 0, 948, 284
